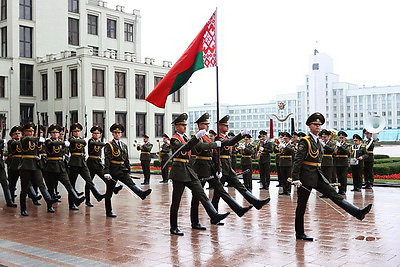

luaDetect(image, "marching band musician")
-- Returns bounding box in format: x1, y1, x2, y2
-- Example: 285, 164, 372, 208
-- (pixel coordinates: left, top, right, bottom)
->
349, 134, 368, 192
238, 134, 254, 191
159, 134, 171, 183
278, 132, 295, 196
318, 129, 336, 198
257, 130, 273, 190
137, 134, 153, 185
334, 131, 351, 195
362, 129, 375, 189
291, 113, 372, 241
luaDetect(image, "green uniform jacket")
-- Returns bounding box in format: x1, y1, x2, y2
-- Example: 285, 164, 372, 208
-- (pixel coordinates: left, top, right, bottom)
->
279, 143, 295, 167
291, 135, 328, 187
168, 134, 200, 182
259, 140, 273, 163
159, 143, 171, 161
363, 138, 375, 163
216, 133, 244, 176
6, 139, 22, 170
349, 144, 368, 168
137, 142, 153, 161
18, 136, 40, 171
104, 140, 130, 177
321, 140, 336, 167
193, 134, 217, 177
87, 138, 105, 171
37, 141, 47, 170
68, 137, 87, 167
45, 139, 67, 173
333, 141, 350, 167
239, 143, 254, 166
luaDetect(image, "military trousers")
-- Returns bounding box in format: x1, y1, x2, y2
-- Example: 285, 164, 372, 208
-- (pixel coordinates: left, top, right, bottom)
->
259, 161, 271, 188
336, 166, 348, 194
364, 161, 374, 186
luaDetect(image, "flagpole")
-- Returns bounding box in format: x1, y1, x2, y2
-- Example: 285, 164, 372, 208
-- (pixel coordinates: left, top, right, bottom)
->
215, 8, 221, 173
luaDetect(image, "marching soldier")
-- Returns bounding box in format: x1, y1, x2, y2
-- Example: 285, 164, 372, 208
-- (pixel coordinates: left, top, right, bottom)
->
137, 134, 153, 185
228, 132, 238, 171
68, 122, 104, 210
291, 113, 372, 241
350, 134, 368, 192
103, 123, 152, 217
257, 130, 273, 190
211, 115, 270, 213
334, 131, 351, 195
45, 124, 85, 212
237, 134, 254, 191
159, 134, 171, 183
1, 137, 17, 207
168, 113, 229, 236
190, 113, 253, 230
273, 132, 284, 187
35, 125, 48, 199
86, 125, 123, 207
362, 129, 375, 189
318, 129, 336, 198
278, 132, 295, 195
18, 122, 57, 216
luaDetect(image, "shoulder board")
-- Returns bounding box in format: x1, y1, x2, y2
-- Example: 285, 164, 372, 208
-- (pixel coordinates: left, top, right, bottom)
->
303, 136, 311, 139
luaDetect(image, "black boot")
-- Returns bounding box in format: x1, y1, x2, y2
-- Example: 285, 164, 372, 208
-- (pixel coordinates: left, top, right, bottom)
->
20, 199, 28, 216
85, 187, 93, 207
105, 198, 116, 217
242, 191, 270, 210
4, 189, 17, 207
68, 189, 86, 207
130, 185, 152, 200
224, 197, 253, 217
47, 203, 55, 213
28, 186, 42, 205
40, 188, 58, 205
190, 200, 206, 230
113, 185, 123, 195
202, 200, 230, 225
90, 186, 104, 202
337, 199, 372, 220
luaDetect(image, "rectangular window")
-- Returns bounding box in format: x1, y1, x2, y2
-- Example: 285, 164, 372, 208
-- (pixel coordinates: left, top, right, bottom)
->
69, 110, 78, 125
155, 114, 164, 137
19, 26, 32, 58
41, 73, 48, 100
154, 76, 162, 87
20, 104, 34, 125
115, 72, 126, 98
19, 0, 32, 20
172, 90, 180, 102
70, 69, 78, 97
0, 76, 4, 98
135, 74, 145, 99
68, 0, 79, 13
1, 0, 6, 20
40, 112, 48, 127
92, 69, 104, 96
20, 64, 33, 96
55, 71, 62, 99
1, 27, 6, 57
68, 18, 79, 46
107, 19, 116, 39
55, 112, 63, 126
93, 111, 105, 132
116, 112, 127, 136
124, 22, 133, 42
88, 45, 99, 56
136, 113, 146, 137
87, 14, 98, 35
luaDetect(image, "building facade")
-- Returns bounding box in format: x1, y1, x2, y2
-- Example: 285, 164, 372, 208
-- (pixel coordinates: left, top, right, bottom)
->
0, 0, 186, 157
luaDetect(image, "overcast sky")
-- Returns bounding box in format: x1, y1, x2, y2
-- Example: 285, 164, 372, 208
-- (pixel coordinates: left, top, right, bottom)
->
107, 0, 400, 106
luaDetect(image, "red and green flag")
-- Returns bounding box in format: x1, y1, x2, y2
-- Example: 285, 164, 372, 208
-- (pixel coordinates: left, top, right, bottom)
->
146, 11, 217, 108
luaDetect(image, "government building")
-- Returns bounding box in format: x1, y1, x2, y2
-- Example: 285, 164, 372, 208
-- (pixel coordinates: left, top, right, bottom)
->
189, 51, 400, 141
0, 0, 186, 154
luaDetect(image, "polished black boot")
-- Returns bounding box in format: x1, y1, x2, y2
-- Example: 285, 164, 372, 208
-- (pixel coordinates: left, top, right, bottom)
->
40, 188, 58, 205
20, 199, 28, 216
28, 186, 42, 205
202, 200, 230, 225
224, 197, 253, 217
68, 189, 86, 207
296, 233, 314, 241
105, 198, 117, 217
130, 185, 152, 200
170, 228, 184, 236
113, 185, 123, 195
242, 191, 270, 210
85, 187, 93, 207
90, 186, 104, 202
337, 199, 372, 220
190, 203, 206, 230
4, 189, 17, 207
47, 203, 55, 213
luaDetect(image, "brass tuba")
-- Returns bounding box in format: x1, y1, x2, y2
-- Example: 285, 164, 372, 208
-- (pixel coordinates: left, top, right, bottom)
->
364, 115, 386, 140
329, 129, 338, 142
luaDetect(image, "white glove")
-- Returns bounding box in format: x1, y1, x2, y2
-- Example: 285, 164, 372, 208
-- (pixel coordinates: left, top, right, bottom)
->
216, 172, 223, 179
278, 143, 285, 148
321, 141, 326, 147
104, 174, 112, 180
293, 180, 302, 188
39, 137, 45, 143
238, 143, 245, 149
241, 129, 250, 136
195, 129, 207, 139
3, 139, 6, 144
64, 140, 70, 147
336, 141, 342, 147
215, 140, 221, 147
84, 138, 88, 143
259, 147, 264, 152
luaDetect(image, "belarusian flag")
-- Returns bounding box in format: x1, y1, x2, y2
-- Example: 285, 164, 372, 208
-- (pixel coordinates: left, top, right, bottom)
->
146, 11, 217, 108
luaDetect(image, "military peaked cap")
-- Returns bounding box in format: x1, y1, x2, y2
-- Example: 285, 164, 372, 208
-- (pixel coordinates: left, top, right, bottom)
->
259, 130, 267, 136
353, 134, 363, 141
209, 129, 217, 136
171, 113, 188, 125
282, 132, 291, 138
227, 131, 235, 137
195, 113, 210, 124
319, 129, 331, 137
110, 123, 125, 133
9, 125, 23, 136
306, 112, 325, 126
243, 134, 252, 139
90, 125, 103, 134
298, 132, 306, 137
70, 123, 83, 132
143, 134, 149, 139
337, 131, 348, 137
218, 115, 230, 125
162, 133, 169, 139
22, 122, 35, 131
48, 124, 62, 133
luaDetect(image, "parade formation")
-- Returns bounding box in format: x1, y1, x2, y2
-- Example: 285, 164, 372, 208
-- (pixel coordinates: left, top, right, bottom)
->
0, 111, 373, 241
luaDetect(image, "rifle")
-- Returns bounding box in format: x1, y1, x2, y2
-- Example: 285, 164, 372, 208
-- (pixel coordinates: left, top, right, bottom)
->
84, 113, 88, 139
64, 114, 68, 141
36, 111, 40, 137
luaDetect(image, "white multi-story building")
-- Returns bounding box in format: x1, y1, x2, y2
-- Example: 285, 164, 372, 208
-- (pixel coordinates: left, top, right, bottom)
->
189, 51, 400, 141
0, 0, 186, 156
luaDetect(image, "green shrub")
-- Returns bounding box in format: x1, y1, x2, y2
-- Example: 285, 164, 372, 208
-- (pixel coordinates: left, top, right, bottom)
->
374, 154, 390, 159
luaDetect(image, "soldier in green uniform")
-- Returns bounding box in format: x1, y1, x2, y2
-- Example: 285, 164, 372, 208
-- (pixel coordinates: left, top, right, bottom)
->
211, 115, 270, 212
190, 113, 252, 230
137, 134, 153, 185
362, 129, 375, 189
278, 132, 295, 195
257, 130, 273, 190
85, 125, 122, 207
1, 136, 17, 207
318, 129, 336, 198
227, 132, 238, 171
291, 113, 372, 241
350, 134, 368, 192
333, 131, 350, 195
68, 122, 104, 210
159, 134, 171, 183
18, 122, 57, 216
168, 113, 230, 236
237, 134, 254, 191
45, 124, 85, 212
103, 123, 152, 217
273, 132, 284, 187
35, 125, 48, 200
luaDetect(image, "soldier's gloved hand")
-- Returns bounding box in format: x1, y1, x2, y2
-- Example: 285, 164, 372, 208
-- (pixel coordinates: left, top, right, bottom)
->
293, 180, 302, 188
104, 174, 112, 180
3, 139, 6, 144
39, 137, 46, 143
195, 129, 207, 139
83, 138, 88, 143
64, 140, 70, 147
215, 140, 221, 147
259, 147, 264, 152
216, 172, 223, 179
241, 129, 250, 136
336, 141, 342, 147
320, 140, 326, 147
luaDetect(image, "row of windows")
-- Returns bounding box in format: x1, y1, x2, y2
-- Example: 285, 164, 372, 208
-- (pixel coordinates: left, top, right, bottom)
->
1, 0, 33, 21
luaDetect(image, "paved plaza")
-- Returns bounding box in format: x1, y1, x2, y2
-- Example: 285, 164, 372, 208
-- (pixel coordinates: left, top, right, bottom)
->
0, 175, 399, 266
